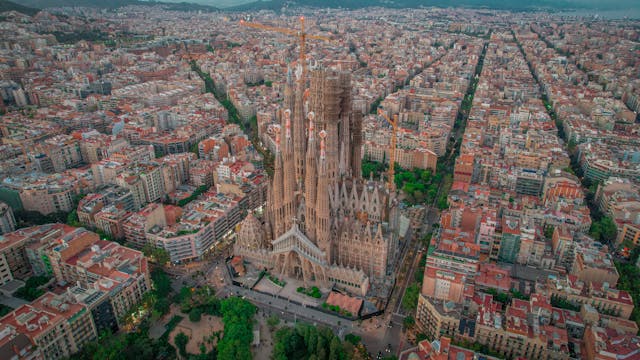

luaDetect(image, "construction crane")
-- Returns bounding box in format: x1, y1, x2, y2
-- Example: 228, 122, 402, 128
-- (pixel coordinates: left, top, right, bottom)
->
239, 16, 331, 86
378, 108, 398, 191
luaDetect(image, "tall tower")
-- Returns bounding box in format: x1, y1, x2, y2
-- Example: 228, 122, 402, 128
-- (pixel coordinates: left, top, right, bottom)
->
351, 110, 363, 178
283, 67, 294, 111
308, 69, 356, 182
304, 112, 318, 243
315, 130, 331, 257
271, 127, 284, 237
282, 110, 296, 232
238, 66, 398, 295
293, 66, 306, 189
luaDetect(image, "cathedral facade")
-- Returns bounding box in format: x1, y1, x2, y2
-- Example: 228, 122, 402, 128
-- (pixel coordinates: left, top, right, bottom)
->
234, 68, 399, 296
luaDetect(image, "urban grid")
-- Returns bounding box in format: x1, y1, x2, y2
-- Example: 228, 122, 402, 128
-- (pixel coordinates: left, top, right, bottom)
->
0, 1, 639, 359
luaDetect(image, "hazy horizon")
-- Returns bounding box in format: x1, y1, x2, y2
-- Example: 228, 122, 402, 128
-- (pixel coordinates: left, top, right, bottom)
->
159, 0, 640, 10
160, 0, 255, 7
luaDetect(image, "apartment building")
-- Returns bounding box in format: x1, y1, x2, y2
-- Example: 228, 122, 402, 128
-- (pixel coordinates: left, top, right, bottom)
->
44, 233, 151, 325
0, 201, 16, 235
0, 326, 40, 360
122, 202, 167, 248
0, 224, 77, 285
149, 192, 242, 263
0, 292, 97, 360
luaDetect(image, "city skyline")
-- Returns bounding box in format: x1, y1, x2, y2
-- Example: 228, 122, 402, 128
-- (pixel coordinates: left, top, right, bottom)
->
0, 3, 639, 360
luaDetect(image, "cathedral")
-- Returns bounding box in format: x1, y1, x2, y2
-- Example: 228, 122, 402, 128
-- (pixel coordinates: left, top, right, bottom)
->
234, 67, 400, 296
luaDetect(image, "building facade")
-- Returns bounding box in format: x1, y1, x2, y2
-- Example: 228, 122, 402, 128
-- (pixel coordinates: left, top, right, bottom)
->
0, 292, 97, 360
0, 201, 16, 235
234, 68, 400, 296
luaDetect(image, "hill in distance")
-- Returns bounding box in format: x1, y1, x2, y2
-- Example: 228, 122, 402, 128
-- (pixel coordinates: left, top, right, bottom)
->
226, 0, 640, 11
0, 0, 40, 16
18, 0, 218, 12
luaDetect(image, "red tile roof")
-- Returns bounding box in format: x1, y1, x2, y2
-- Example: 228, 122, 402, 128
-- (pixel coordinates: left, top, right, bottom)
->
326, 292, 363, 316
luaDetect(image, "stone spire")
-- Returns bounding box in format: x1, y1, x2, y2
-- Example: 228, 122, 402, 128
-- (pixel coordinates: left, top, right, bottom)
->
293, 63, 306, 190
350, 110, 363, 179
282, 109, 296, 233
271, 125, 284, 237
316, 130, 331, 258
304, 111, 318, 243
283, 66, 294, 112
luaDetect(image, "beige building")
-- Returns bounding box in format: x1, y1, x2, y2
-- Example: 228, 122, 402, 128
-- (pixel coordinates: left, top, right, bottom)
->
544, 275, 634, 319
161, 153, 194, 193
116, 173, 147, 210
137, 162, 166, 203
417, 293, 572, 360
19, 181, 79, 216
91, 160, 127, 187
122, 202, 167, 248
416, 294, 462, 340
34, 135, 83, 173
0, 292, 97, 360
235, 69, 400, 296
44, 229, 151, 325
571, 250, 619, 286
0, 201, 16, 235
619, 223, 640, 247
0, 224, 78, 285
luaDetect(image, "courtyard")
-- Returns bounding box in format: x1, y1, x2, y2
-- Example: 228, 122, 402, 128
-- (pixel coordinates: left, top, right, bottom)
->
168, 311, 224, 355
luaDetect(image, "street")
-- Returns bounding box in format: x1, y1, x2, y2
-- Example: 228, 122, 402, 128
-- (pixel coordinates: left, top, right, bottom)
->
159, 206, 438, 357
166, 252, 412, 356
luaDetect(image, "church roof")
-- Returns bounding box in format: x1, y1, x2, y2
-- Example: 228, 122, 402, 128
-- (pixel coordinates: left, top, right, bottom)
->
271, 223, 327, 265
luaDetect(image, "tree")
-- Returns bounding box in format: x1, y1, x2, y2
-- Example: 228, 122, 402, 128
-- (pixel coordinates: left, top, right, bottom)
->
590, 221, 603, 242
267, 314, 280, 329
403, 315, 416, 329
217, 298, 255, 360
402, 283, 420, 313
421, 233, 432, 248
544, 226, 554, 240
15, 276, 50, 301
143, 244, 170, 265
151, 268, 172, 298
201, 295, 221, 316
175, 332, 189, 358
155, 297, 170, 315
600, 217, 618, 244
177, 185, 209, 207
0, 304, 12, 317
271, 323, 363, 360
437, 196, 449, 210
329, 336, 342, 360
361, 159, 386, 179
189, 308, 202, 322
189, 142, 199, 157
590, 216, 618, 244
344, 333, 361, 345
66, 209, 81, 227
306, 326, 318, 355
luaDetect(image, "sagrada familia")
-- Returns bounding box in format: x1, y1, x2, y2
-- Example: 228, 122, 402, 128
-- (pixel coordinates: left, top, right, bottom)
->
234, 67, 400, 296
